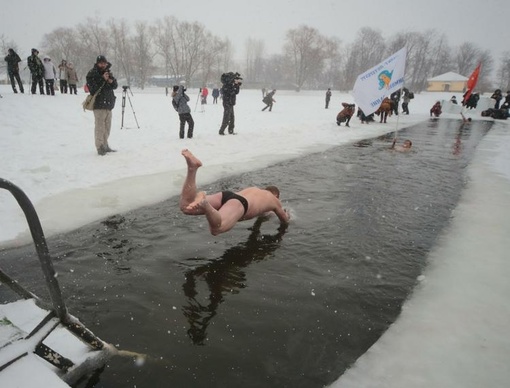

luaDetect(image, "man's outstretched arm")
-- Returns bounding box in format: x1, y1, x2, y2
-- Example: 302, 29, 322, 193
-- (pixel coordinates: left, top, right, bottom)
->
273, 201, 290, 224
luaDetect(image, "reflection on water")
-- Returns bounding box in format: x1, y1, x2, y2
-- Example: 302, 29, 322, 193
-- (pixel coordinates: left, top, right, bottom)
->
0, 119, 494, 387
182, 217, 287, 345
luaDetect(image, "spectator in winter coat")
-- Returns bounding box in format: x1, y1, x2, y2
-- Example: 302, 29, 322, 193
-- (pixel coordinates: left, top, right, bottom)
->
262, 89, 276, 111
218, 72, 242, 135
66, 62, 79, 94
42, 56, 57, 95
504, 91, 510, 107
325, 88, 332, 109
27, 48, 45, 94
201, 86, 209, 105
401, 88, 411, 114
86, 55, 118, 155
172, 84, 194, 139
58, 60, 68, 94
357, 108, 374, 124
491, 89, 503, 109
430, 101, 442, 117
466, 93, 480, 109
4, 48, 24, 93
212, 87, 220, 104
390, 89, 401, 115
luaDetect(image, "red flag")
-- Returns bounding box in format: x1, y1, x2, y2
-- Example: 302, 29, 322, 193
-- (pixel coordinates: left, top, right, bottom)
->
463, 63, 481, 105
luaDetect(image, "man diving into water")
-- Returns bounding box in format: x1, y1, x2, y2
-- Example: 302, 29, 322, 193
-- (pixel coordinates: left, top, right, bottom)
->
180, 149, 290, 235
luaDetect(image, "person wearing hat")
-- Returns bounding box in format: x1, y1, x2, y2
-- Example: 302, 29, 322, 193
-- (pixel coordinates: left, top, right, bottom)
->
171, 83, 194, 139
27, 48, 45, 95
4, 48, 24, 94
42, 56, 57, 95
85, 55, 118, 155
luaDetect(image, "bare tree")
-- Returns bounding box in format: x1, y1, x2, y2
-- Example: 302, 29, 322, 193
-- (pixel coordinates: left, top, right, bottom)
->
132, 21, 156, 89
428, 34, 452, 78
244, 38, 265, 85
41, 27, 77, 62
0, 34, 19, 55
476, 50, 494, 91
108, 19, 134, 84
153, 16, 180, 85
496, 51, 510, 91
455, 42, 481, 76
199, 35, 227, 86
284, 25, 335, 91
343, 27, 385, 89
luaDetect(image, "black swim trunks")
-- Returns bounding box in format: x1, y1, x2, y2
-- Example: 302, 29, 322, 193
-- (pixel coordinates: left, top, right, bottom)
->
221, 191, 249, 216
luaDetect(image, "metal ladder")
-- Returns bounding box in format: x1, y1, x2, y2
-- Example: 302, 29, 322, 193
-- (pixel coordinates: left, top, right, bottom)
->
0, 178, 107, 380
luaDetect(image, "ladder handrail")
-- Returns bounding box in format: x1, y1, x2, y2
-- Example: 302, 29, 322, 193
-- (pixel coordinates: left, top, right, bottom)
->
0, 178, 68, 321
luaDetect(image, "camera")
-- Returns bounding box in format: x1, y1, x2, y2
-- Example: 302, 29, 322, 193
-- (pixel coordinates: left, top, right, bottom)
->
221, 72, 243, 85
122, 85, 130, 91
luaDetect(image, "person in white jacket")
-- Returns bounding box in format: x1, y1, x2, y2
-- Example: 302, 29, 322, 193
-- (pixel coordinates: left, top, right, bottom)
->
42, 56, 57, 95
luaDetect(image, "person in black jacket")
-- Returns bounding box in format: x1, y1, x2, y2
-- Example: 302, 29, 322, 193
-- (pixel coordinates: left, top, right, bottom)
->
218, 72, 242, 135
86, 55, 118, 155
4, 48, 24, 93
27, 48, 45, 95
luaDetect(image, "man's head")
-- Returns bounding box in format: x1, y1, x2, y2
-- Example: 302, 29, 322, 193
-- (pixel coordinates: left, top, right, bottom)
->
265, 185, 280, 198
403, 140, 412, 148
31, 48, 39, 55
96, 55, 108, 70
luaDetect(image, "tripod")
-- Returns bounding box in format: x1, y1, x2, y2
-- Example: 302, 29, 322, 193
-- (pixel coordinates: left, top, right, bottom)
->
121, 86, 140, 129
194, 89, 205, 113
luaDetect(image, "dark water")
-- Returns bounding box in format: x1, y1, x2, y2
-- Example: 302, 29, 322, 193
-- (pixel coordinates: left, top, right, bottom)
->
0, 119, 492, 387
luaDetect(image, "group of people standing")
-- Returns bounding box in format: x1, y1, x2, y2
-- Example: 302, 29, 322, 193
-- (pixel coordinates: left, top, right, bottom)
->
4, 48, 79, 96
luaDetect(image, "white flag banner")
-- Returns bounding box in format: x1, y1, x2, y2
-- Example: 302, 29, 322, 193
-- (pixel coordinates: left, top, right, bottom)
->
352, 47, 407, 116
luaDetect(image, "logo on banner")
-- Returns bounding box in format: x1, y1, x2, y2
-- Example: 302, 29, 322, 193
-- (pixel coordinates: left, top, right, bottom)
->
378, 70, 393, 90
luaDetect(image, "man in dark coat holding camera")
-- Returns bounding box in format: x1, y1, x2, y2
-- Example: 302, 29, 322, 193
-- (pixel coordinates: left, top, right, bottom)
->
27, 48, 45, 95
86, 55, 118, 155
218, 72, 242, 135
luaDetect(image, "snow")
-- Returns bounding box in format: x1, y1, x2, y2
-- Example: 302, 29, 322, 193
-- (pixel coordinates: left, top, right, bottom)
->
1, 84, 509, 386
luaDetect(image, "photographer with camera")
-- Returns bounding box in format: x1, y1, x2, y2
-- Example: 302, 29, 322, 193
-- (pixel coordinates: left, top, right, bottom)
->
86, 55, 118, 155
172, 82, 194, 139
218, 72, 242, 135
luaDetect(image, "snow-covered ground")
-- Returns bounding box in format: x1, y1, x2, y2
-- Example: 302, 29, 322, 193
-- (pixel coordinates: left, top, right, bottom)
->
1, 84, 509, 387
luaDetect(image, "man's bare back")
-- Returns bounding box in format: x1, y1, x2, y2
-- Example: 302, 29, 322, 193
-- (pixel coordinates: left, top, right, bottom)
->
180, 149, 289, 235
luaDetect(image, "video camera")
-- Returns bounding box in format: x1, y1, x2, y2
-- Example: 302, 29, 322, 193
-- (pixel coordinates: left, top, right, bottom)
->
122, 85, 130, 91
221, 72, 242, 85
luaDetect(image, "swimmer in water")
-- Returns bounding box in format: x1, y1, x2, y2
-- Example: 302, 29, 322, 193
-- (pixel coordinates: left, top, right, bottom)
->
390, 138, 413, 152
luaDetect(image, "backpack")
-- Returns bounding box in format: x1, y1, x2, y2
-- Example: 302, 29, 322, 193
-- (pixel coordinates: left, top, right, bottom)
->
408, 92, 414, 99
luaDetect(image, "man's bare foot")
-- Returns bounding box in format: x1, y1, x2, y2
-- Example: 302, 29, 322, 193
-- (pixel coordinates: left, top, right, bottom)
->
182, 149, 202, 169
186, 191, 207, 211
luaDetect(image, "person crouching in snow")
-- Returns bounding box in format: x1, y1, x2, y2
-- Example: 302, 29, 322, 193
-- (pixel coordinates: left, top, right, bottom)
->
336, 103, 355, 127
430, 101, 442, 117
262, 89, 276, 111
172, 83, 194, 139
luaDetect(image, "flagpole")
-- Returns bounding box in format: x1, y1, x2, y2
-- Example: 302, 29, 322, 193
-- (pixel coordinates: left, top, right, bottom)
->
393, 84, 404, 141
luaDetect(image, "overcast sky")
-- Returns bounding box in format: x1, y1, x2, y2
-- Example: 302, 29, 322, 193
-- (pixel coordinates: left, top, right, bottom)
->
1, 0, 506, 67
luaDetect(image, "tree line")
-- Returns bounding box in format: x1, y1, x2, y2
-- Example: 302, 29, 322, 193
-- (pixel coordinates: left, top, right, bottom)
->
2, 16, 509, 92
